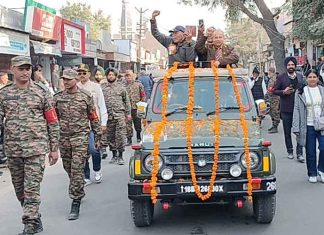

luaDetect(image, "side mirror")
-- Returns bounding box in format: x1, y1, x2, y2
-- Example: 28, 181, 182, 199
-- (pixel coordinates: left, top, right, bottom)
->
255, 99, 267, 116
136, 101, 148, 119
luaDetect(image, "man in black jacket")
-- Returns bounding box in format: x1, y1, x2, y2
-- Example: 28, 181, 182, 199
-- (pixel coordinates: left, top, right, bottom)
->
274, 57, 305, 162
150, 10, 196, 67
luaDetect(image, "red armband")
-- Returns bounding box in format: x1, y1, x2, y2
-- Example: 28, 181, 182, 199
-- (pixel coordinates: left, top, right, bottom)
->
44, 108, 58, 124
140, 91, 146, 100
89, 111, 99, 121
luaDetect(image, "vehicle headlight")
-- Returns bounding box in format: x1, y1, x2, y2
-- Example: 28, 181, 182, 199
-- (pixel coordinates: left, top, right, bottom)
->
161, 168, 174, 180
144, 154, 164, 172
240, 152, 260, 169
230, 164, 242, 177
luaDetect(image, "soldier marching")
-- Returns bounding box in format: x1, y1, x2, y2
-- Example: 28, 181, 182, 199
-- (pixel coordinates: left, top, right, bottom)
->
54, 69, 102, 220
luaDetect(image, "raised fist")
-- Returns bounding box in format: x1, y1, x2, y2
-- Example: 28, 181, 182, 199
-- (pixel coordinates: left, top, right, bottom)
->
152, 10, 160, 20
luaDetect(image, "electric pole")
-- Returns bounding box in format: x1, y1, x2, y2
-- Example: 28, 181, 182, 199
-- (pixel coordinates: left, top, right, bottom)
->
135, 7, 148, 71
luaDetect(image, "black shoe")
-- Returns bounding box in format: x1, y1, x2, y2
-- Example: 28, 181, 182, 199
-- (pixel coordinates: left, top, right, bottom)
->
68, 200, 81, 220
268, 126, 278, 134
101, 149, 108, 159
268, 126, 274, 131
297, 154, 305, 163
127, 137, 132, 146
109, 150, 118, 164
136, 132, 141, 143
19, 219, 43, 235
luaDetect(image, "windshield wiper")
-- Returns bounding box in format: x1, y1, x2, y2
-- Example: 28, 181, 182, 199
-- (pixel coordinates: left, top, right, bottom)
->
166, 106, 204, 117
206, 107, 240, 116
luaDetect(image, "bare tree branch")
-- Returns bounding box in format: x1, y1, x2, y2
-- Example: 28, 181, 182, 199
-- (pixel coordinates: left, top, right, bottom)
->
226, 0, 263, 24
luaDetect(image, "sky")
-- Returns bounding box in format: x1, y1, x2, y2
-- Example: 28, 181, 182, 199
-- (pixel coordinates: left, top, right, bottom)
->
0, 0, 286, 35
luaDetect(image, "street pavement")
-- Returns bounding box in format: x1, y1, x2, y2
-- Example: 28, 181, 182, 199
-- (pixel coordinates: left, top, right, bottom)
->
1, 117, 324, 235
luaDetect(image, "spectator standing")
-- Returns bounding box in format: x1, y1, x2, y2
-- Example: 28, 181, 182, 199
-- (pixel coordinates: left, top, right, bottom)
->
292, 69, 324, 182
274, 57, 304, 161
77, 64, 108, 185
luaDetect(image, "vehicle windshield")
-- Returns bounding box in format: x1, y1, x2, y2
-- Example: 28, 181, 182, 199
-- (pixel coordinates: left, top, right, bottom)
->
152, 77, 251, 114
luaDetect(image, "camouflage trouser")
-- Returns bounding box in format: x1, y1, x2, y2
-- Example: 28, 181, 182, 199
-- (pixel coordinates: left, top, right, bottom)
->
60, 136, 88, 200
7, 154, 45, 227
107, 117, 127, 152
269, 95, 280, 126
126, 109, 142, 138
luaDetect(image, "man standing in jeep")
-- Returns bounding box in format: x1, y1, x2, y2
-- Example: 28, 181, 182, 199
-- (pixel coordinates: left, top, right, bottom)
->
150, 10, 196, 66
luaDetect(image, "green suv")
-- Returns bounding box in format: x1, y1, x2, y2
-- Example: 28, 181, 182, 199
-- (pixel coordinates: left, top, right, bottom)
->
128, 68, 276, 227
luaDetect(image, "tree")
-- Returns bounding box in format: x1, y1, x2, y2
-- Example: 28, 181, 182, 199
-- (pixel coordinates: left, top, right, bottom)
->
226, 18, 269, 67
180, 0, 286, 73
292, 0, 324, 41
60, 2, 111, 40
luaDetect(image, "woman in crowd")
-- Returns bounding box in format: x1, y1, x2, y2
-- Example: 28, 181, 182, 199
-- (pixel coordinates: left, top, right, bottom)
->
293, 69, 324, 183
32, 64, 54, 94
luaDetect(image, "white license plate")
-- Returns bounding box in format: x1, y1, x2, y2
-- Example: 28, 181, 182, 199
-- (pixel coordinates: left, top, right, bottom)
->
180, 185, 224, 193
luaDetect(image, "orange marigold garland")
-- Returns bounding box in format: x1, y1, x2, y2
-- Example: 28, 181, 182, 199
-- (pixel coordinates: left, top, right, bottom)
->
185, 62, 221, 200
150, 62, 179, 204
226, 65, 253, 200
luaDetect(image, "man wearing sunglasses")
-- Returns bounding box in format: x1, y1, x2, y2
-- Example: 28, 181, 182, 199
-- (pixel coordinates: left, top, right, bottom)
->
76, 64, 108, 186
0, 56, 60, 235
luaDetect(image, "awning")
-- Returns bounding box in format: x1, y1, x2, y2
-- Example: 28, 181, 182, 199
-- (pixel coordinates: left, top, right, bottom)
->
106, 52, 130, 62
31, 40, 61, 57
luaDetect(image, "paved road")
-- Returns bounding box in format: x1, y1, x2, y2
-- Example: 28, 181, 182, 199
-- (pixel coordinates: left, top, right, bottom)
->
1, 117, 324, 235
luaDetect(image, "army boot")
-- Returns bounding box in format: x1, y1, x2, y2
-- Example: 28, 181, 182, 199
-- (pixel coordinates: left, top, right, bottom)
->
136, 132, 141, 143
268, 125, 278, 134
19, 219, 43, 235
68, 199, 81, 220
117, 151, 125, 165
109, 150, 118, 164
127, 137, 132, 146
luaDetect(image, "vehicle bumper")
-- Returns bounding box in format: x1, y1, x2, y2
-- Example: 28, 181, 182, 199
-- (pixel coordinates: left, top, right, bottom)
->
128, 176, 276, 200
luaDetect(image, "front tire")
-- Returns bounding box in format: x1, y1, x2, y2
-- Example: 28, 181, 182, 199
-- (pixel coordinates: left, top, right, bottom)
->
253, 194, 276, 223
130, 199, 154, 227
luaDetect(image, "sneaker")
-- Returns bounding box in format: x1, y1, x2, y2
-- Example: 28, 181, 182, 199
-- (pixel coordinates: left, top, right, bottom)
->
297, 154, 305, 163
117, 157, 125, 165
94, 171, 102, 183
287, 153, 294, 159
318, 171, 324, 183
84, 178, 92, 187
308, 176, 317, 183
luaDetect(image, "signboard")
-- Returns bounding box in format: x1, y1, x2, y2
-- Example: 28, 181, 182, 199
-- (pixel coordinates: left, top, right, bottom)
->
0, 28, 29, 56
61, 20, 85, 54
25, 6, 61, 40
23, 0, 56, 29
0, 6, 24, 31
31, 40, 61, 56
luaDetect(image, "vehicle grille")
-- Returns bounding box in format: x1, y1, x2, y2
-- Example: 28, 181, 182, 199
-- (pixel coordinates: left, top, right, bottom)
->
165, 153, 238, 174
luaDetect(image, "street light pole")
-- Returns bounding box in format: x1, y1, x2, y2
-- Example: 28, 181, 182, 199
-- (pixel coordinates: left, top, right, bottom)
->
135, 7, 148, 72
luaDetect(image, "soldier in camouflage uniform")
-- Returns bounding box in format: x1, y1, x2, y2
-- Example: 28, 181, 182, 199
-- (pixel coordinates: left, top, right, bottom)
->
101, 68, 131, 165
54, 69, 101, 220
267, 67, 280, 133
125, 70, 146, 145
0, 56, 59, 235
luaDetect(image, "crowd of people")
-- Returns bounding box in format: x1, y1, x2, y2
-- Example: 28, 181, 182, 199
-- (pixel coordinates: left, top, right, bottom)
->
0, 9, 324, 235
